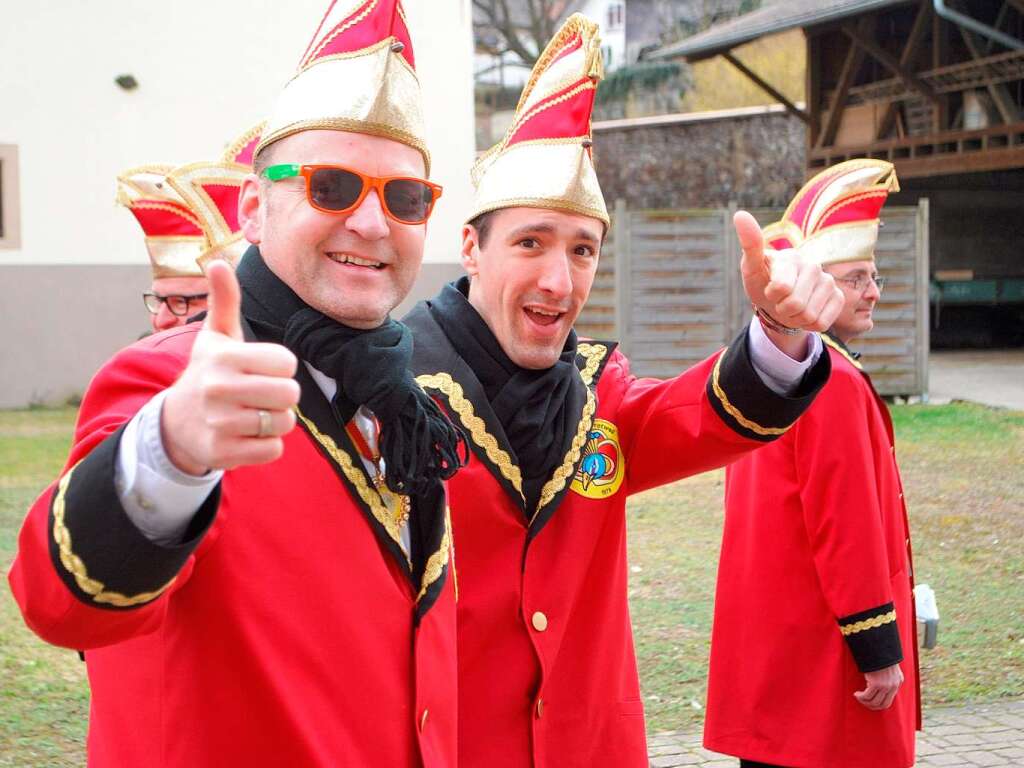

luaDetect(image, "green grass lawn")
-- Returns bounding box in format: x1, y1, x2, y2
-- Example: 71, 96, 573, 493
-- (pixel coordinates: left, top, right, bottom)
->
0, 403, 1021, 762
631, 403, 1024, 731
0, 408, 88, 767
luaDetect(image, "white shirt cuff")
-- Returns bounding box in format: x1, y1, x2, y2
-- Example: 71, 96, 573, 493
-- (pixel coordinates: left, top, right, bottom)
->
115, 389, 222, 546
747, 317, 823, 396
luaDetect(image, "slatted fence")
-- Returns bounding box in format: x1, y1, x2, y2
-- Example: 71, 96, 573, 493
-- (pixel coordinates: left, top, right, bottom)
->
576, 201, 930, 396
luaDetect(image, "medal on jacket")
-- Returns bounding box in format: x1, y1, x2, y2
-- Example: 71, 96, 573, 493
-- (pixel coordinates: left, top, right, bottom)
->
345, 417, 411, 527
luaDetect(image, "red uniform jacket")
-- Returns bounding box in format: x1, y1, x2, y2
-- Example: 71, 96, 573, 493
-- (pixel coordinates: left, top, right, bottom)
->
705, 335, 920, 768
406, 304, 830, 768
8, 322, 457, 768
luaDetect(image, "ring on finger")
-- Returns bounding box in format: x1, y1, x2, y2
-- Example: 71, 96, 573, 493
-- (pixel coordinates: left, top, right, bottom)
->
255, 409, 273, 439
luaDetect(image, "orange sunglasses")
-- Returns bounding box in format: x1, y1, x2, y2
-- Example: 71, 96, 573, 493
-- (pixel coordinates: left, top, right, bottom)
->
263, 163, 443, 224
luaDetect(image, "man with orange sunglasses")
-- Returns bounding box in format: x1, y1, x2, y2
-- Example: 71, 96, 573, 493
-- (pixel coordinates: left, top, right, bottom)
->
10, 2, 464, 766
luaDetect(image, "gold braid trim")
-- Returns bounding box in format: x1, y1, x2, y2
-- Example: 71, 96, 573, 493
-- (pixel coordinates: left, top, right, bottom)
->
126, 200, 204, 231
417, 509, 452, 602
841, 609, 897, 636
508, 80, 596, 142
577, 343, 606, 385
306, 0, 380, 66
51, 463, 176, 608
534, 388, 595, 517
415, 373, 525, 502
256, 118, 430, 176
532, 343, 606, 517
710, 352, 790, 437
821, 333, 864, 371
512, 14, 601, 115
470, 197, 609, 226
417, 343, 609, 520
295, 407, 411, 566
221, 121, 265, 163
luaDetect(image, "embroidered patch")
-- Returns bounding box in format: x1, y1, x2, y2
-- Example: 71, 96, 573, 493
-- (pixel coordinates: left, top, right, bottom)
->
570, 418, 625, 499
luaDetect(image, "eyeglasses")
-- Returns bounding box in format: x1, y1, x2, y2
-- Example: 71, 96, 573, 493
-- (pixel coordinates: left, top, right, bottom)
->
262, 163, 443, 225
835, 273, 886, 293
143, 292, 209, 316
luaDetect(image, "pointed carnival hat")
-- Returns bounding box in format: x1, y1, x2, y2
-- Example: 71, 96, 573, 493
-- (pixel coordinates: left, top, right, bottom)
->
254, 0, 428, 172
116, 123, 262, 278
762, 159, 900, 266
469, 13, 608, 226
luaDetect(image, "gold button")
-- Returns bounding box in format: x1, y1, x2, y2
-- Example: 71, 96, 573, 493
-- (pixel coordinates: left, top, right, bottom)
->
420, 709, 429, 731
531, 611, 548, 632
536, 698, 544, 718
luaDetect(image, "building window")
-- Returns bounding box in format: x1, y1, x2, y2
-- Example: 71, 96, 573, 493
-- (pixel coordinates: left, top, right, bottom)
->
607, 3, 624, 30
0, 144, 20, 249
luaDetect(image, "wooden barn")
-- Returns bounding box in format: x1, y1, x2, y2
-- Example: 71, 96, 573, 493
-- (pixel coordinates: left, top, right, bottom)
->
645, 0, 1024, 353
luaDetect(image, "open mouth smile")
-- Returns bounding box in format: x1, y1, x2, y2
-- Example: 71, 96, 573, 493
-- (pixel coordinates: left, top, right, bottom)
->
326, 252, 386, 270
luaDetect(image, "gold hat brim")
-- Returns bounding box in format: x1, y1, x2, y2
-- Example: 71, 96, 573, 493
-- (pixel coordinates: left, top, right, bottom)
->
256, 40, 430, 174
469, 141, 609, 227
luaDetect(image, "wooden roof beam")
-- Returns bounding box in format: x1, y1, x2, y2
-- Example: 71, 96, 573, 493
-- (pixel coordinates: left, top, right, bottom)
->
720, 51, 811, 124
877, 0, 934, 140
956, 19, 1022, 123
844, 23, 941, 106
817, 28, 867, 149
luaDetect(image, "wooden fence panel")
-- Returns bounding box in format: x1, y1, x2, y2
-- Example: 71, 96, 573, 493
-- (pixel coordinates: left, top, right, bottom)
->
576, 202, 929, 396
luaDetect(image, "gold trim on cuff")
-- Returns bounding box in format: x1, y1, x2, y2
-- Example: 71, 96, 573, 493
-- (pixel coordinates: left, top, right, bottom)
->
51, 463, 176, 608
710, 352, 790, 437
841, 609, 897, 636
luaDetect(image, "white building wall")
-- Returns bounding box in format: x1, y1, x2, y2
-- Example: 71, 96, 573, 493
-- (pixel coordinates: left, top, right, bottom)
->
0, 0, 474, 269
0, 1, 474, 407
576, 0, 626, 71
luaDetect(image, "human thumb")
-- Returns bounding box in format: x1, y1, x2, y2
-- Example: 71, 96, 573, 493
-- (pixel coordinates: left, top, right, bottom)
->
204, 259, 243, 340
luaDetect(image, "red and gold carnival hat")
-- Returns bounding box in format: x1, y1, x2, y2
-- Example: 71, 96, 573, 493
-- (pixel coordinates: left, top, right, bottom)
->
116, 165, 207, 279
254, 0, 428, 172
116, 123, 262, 278
469, 13, 608, 226
165, 122, 264, 271
762, 159, 900, 266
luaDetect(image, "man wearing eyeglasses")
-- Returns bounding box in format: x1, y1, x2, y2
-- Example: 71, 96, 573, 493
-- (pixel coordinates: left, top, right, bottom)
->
704, 160, 921, 768
116, 166, 211, 332
9, 3, 463, 767
142, 286, 209, 331
118, 125, 262, 333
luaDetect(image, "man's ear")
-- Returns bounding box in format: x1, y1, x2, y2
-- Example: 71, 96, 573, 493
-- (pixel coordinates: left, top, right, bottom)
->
238, 174, 263, 245
461, 224, 481, 277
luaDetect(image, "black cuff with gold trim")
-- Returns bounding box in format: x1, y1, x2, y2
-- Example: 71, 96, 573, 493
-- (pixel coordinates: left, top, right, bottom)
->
47, 424, 219, 610
838, 602, 904, 672
706, 326, 831, 442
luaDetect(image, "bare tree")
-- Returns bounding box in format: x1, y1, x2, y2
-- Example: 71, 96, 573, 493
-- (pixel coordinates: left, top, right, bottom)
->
473, 0, 571, 69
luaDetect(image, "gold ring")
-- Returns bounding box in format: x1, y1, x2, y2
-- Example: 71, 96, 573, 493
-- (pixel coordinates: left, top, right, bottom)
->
256, 409, 272, 439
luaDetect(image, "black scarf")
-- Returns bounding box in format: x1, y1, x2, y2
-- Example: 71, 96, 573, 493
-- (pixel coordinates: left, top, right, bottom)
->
427, 278, 584, 513
235, 246, 465, 496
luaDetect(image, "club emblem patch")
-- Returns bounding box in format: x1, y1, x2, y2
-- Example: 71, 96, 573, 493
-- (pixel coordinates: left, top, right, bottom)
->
571, 418, 625, 499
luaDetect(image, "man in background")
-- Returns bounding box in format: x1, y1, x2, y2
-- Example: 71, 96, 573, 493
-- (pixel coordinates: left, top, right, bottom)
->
118, 124, 260, 331
704, 159, 920, 768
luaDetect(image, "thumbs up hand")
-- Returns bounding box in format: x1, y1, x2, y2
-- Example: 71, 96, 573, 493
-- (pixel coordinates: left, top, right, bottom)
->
161, 260, 300, 476
735, 211, 844, 354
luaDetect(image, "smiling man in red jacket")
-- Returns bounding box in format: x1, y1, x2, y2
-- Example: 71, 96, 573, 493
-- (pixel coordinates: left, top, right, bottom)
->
704, 160, 920, 768
404, 14, 844, 768
8, 2, 464, 766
